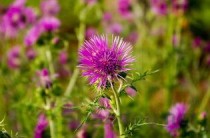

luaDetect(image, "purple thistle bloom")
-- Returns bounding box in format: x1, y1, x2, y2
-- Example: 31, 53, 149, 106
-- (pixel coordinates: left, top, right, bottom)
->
79, 35, 134, 87
118, 0, 133, 19
7, 46, 21, 69
59, 51, 68, 65
192, 37, 202, 48
150, 0, 168, 16
85, 27, 97, 39
109, 23, 123, 35
38, 16, 60, 32
104, 120, 116, 138
0, 1, 36, 38
24, 24, 43, 47
172, 0, 188, 13
34, 114, 48, 138
38, 68, 52, 88
12, 0, 26, 7
99, 98, 111, 109
103, 12, 112, 23
166, 103, 187, 137
26, 47, 36, 60
125, 86, 137, 97
40, 0, 60, 16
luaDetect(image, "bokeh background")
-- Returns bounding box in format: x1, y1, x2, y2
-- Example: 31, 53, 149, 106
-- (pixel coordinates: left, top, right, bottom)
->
0, 0, 210, 137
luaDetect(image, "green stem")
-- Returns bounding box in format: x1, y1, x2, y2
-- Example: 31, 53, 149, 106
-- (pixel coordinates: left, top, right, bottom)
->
64, 68, 79, 97
199, 88, 210, 112
64, 22, 85, 97
110, 81, 125, 138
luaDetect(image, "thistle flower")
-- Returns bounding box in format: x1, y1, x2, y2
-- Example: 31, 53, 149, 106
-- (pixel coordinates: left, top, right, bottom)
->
166, 103, 187, 137
150, 0, 168, 16
104, 120, 116, 138
118, 0, 133, 19
38, 68, 52, 88
40, 0, 60, 16
79, 35, 134, 87
172, 0, 188, 13
24, 24, 43, 47
7, 46, 21, 69
0, 1, 36, 38
34, 114, 48, 138
109, 23, 122, 35
125, 86, 137, 97
85, 27, 97, 39
38, 16, 60, 32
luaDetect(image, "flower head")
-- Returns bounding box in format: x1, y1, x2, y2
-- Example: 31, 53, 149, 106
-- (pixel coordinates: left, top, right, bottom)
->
166, 103, 187, 137
150, 0, 168, 16
7, 46, 21, 69
38, 16, 60, 32
34, 114, 48, 138
0, 1, 36, 38
38, 68, 52, 88
40, 0, 60, 16
118, 0, 133, 19
79, 35, 134, 87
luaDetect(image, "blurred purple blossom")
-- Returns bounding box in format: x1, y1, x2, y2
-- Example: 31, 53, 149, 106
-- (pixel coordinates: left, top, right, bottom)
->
39, 16, 60, 32
34, 114, 48, 138
24, 24, 43, 47
99, 98, 111, 109
172, 0, 188, 13
104, 120, 116, 138
59, 51, 68, 65
109, 23, 122, 35
166, 103, 187, 137
192, 37, 202, 48
79, 35, 134, 87
125, 86, 137, 97
26, 47, 36, 60
118, 0, 133, 19
7, 46, 21, 69
0, 1, 36, 38
126, 31, 138, 44
103, 12, 112, 23
85, 27, 97, 39
150, 0, 168, 16
38, 68, 52, 88
40, 0, 60, 16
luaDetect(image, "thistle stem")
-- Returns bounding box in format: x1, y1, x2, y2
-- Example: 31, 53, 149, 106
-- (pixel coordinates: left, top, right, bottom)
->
199, 88, 210, 112
110, 81, 125, 138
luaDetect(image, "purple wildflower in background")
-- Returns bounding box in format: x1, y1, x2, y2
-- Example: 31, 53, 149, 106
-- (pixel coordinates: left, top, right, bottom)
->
84, 0, 97, 5
99, 98, 111, 109
79, 35, 134, 87
24, 17, 60, 47
7, 46, 21, 69
85, 27, 97, 39
109, 23, 122, 35
40, 0, 60, 16
103, 12, 112, 23
0, 0, 36, 38
118, 0, 133, 19
192, 37, 202, 48
24, 24, 43, 47
172, 0, 188, 13
38, 68, 52, 88
26, 48, 36, 60
150, 0, 168, 16
104, 120, 116, 138
34, 114, 48, 138
166, 103, 187, 137
39, 16, 60, 32
125, 86, 137, 97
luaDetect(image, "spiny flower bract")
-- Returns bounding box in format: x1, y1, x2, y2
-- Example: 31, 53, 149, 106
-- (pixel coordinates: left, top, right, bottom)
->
79, 35, 134, 87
